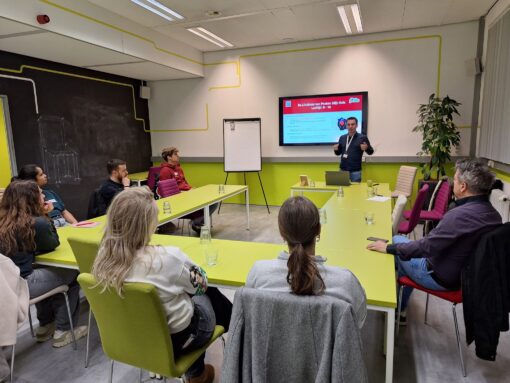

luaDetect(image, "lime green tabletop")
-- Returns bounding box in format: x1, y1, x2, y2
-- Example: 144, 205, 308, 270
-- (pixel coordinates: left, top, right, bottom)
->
36, 183, 396, 308
156, 184, 247, 224
316, 183, 395, 307
129, 171, 149, 181
291, 181, 341, 193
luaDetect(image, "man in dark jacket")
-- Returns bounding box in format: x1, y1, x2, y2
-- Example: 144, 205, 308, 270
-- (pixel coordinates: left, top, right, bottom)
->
97, 159, 131, 211
367, 159, 502, 319
333, 117, 374, 182
463, 223, 510, 361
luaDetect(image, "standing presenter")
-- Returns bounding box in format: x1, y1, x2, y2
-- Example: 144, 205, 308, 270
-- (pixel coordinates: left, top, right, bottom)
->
333, 117, 374, 182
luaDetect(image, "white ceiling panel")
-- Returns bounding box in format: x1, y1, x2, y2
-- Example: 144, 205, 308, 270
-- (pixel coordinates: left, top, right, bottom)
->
402, 0, 453, 29
443, 0, 495, 24
0, 17, 40, 36
0, 30, 141, 67
360, 0, 405, 33
85, 61, 198, 80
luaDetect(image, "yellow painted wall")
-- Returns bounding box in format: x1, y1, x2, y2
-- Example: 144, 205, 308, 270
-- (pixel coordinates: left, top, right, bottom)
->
0, 99, 13, 187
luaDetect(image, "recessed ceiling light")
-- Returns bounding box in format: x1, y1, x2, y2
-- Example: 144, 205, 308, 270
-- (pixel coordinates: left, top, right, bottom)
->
337, 5, 352, 34
196, 27, 233, 47
131, 0, 183, 21
187, 27, 233, 48
350, 4, 363, 33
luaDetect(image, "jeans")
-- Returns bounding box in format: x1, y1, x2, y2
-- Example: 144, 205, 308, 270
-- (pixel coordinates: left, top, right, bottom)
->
171, 295, 216, 378
349, 171, 362, 183
26, 267, 80, 331
392, 235, 447, 311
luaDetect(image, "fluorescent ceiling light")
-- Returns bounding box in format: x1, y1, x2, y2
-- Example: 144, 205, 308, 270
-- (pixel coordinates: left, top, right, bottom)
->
145, 0, 183, 20
337, 5, 352, 34
350, 4, 363, 33
187, 27, 233, 48
197, 27, 234, 47
131, 0, 183, 22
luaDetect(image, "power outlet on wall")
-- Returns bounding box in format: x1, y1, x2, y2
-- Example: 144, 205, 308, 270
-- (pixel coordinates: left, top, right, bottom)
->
488, 160, 495, 167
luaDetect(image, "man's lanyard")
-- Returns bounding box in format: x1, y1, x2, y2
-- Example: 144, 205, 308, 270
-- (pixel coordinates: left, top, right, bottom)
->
345, 134, 355, 152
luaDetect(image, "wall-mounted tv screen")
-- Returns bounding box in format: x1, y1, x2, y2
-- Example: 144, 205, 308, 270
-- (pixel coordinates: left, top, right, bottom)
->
279, 91, 368, 146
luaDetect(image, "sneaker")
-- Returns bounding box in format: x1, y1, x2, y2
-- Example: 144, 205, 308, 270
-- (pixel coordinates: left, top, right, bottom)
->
191, 223, 202, 234
187, 364, 214, 383
52, 326, 88, 348
36, 322, 55, 342
396, 312, 407, 326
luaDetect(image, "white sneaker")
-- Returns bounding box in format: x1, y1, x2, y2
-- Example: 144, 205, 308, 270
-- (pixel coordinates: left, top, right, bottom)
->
52, 325, 88, 348
36, 322, 55, 342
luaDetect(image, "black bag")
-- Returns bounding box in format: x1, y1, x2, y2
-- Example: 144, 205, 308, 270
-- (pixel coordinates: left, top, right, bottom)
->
205, 287, 233, 332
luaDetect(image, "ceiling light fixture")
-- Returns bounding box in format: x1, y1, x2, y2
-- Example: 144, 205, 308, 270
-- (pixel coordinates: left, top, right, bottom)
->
131, 0, 183, 22
196, 27, 233, 47
337, 5, 352, 34
145, 0, 183, 20
350, 4, 363, 33
187, 27, 233, 48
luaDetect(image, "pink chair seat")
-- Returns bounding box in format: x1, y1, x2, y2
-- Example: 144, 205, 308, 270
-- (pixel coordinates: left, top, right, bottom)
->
398, 276, 462, 303
402, 180, 451, 223
403, 209, 444, 221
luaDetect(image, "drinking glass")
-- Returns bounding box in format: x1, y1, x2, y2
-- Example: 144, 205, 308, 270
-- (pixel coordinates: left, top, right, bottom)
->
365, 211, 375, 225
162, 201, 171, 214
205, 247, 219, 266
200, 226, 211, 245
319, 208, 327, 224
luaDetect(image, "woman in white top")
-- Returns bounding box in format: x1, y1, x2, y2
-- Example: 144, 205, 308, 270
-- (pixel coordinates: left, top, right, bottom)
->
246, 196, 367, 328
92, 187, 216, 383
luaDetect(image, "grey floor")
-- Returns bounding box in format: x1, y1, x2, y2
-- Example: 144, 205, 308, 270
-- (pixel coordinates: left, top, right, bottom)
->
7, 204, 510, 383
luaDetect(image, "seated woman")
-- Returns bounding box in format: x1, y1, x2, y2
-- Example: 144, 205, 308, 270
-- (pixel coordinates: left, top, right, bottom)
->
0, 180, 86, 347
246, 196, 367, 328
92, 187, 216, 383
159, 147, 217, 233
16, 164, 78, 226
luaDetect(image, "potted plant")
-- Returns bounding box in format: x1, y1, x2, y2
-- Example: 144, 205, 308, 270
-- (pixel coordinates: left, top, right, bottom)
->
413, 93, 461, 180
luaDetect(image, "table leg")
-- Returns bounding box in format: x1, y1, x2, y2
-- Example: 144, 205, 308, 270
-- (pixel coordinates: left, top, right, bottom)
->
204, 205, 211, 228
245, 188, 250, 230
385, 308, 395, 383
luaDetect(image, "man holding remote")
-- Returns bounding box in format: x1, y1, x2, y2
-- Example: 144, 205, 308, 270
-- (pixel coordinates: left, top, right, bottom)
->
333, 117, 374, 182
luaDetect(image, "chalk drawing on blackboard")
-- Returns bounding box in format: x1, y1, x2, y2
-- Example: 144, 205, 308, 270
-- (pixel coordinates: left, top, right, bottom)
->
38, 115, 80, 185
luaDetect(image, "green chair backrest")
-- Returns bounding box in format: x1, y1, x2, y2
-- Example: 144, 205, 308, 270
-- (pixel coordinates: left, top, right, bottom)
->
77, 273, 176, 377
68, 237, 100, 273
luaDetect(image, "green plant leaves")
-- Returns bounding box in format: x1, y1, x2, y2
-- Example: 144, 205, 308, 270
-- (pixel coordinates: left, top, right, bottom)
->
414, 93, 461, 179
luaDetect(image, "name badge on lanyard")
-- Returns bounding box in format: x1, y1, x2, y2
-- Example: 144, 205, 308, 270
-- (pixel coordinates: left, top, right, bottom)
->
343, 135, 354, 158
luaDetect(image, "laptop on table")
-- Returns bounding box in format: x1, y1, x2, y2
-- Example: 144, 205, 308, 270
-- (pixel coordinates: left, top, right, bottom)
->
325, 171, 351, 186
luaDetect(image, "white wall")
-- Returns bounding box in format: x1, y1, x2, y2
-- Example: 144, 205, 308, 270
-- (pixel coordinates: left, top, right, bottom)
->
149, 22, 478, 159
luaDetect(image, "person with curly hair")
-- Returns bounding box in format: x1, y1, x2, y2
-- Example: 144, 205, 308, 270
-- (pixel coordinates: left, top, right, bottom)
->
0, 180, 87, 347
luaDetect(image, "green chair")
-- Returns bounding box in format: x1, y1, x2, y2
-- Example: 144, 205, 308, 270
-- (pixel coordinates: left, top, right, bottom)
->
77, 273, 225, 383
68, 236, 100, 367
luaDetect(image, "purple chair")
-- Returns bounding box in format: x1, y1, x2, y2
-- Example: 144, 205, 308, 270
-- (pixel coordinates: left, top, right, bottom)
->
157, 178, 180, 198
403, 179, 451, 222
398, 183, 429, 236
146, 166, 161, 193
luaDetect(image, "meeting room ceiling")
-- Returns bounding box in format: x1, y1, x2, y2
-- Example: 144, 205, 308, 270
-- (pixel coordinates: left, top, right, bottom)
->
88, 0, 496, 51
0, 0, 498, 80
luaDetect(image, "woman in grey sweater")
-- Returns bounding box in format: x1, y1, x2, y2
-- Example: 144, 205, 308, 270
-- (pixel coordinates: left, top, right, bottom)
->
246, 196, 367, 328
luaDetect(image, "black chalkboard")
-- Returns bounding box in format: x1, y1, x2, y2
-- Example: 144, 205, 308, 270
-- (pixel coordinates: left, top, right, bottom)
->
0, 50, 152, 219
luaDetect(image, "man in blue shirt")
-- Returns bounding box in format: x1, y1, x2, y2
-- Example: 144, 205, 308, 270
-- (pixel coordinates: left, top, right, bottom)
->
333, 117, 374, 182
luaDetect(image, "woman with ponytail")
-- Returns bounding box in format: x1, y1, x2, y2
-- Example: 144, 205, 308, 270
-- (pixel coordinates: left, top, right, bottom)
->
246, 196, 367, 328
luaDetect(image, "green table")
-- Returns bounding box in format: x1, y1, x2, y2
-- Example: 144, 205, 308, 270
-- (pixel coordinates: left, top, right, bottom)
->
290, 181, 340, 196
36, 183, 395, 383
129, 171, 149, 187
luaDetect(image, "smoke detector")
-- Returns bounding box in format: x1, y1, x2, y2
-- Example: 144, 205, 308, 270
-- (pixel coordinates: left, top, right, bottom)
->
205, 10, 222, 17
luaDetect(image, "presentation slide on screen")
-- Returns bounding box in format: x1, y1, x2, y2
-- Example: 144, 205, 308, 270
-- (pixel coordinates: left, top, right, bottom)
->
281, 94, 364, 145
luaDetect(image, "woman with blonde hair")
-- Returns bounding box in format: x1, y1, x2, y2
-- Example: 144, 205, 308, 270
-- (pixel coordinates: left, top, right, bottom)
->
246, 196, 367, 328
92, 187, 216, 383
0, 180, 86, 347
